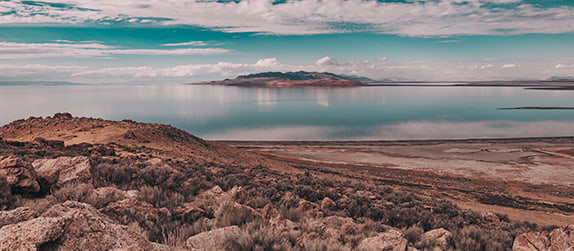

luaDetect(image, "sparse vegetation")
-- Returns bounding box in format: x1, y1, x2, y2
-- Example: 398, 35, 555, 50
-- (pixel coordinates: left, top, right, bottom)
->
0, 115, 565, 250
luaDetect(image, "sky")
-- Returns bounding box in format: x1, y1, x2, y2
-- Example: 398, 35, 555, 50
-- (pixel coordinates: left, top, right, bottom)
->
1, 0, 574, 83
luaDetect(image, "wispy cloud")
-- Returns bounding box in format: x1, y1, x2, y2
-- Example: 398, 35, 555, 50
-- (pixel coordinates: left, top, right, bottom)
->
3, 56, 574, 83
0, 41, 230, 59
1, 0, 574, 36
161, 41, 208, 47
71, 58, 281, 78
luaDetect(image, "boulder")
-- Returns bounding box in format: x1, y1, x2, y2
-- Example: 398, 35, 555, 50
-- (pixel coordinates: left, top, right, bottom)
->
33, 156, 92, 188
422, 228, 452, 247
186, 225, 242, 250
357, 229, 409, 251
513, 225, 574, 251
0, 201, 164, 250
0, 207, 37, 228
0, 156, 40, 194
0, 216, 67, 250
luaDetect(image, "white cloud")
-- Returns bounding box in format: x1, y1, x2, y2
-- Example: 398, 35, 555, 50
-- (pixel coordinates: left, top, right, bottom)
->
4, 56, 574, 83
1, 0, 574, 36
255, 58, 279, 67
161, 41, 208, 47
315, 56, 340, 66
71, 58, 283, 78
0, 41, 229, 59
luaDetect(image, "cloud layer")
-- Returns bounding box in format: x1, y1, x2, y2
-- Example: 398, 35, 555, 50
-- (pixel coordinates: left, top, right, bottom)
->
2, 55, 555, 83
0, 41, 229, 59
1, 0, 574, 36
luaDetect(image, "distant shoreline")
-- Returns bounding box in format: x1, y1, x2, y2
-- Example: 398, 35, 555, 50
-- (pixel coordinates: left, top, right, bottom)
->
216, 135, 574, 146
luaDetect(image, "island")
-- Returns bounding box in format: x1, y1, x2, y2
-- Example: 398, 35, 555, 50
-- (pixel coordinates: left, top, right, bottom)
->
190, 71, 374, 87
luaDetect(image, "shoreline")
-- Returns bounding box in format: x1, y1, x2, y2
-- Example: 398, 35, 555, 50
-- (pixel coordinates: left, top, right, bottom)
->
216, 135, 574, 146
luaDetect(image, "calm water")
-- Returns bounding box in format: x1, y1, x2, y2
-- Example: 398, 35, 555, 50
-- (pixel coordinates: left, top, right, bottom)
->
1, 84, 574, 140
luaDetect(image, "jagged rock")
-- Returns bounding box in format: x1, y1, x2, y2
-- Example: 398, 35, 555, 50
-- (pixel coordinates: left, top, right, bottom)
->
0, 207, 37, 228
480, 212, 501, 229
320, 197, 337, 211
0, 156, 40, 194
422, 228, 452, 247
357, 229, 409, 251
513, 225, 574, 251
32, 156, 92, 188
186, 225, 242, 250
0, 201, 163, 250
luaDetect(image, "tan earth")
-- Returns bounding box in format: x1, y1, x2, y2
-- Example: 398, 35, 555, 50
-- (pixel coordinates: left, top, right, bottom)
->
224, 139, 574, 226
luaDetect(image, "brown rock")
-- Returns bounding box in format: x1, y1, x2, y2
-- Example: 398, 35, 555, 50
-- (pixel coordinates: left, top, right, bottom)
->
422, 228, 452, 247
0, 156, 40, 194
32, 156, 92, 187
186, 225, 242, 250
357, 229, 409, 251
513, 231, 551, 251
480, 212, 501, 229
320, 197, 337, 211
0, 201, 163, 250
513, 225, 574, 251
0, 207, 37, 228
0, 216, 68, 250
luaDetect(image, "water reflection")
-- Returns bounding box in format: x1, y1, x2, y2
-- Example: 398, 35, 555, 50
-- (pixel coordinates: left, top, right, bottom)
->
1, 84, 574, 140
204, 120, 574, 140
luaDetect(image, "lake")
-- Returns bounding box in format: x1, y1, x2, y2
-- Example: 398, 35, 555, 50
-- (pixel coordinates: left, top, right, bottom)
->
1, 84, 574, 140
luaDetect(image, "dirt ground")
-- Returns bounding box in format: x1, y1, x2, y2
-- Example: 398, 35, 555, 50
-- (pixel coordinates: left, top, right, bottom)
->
222, 137, 574, 226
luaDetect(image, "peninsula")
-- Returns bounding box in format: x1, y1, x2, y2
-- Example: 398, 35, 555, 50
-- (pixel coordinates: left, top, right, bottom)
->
190, 71, 373, 87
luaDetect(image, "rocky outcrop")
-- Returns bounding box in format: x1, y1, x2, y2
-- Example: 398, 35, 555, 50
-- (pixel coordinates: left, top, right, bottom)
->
513, 225, 574, 251
32, 156, 92, 188
0, 207, 37, 228
186, 225, 242, 250
0, 201, 165, 250
0, 156, 40, 194
357, 229, 410, 251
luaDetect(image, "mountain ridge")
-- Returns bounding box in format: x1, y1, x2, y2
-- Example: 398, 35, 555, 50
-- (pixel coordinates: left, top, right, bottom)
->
191, 71, 375, 87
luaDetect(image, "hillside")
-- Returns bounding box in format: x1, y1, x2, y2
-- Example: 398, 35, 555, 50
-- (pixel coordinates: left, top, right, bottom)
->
0, 114, 572, 250
191, 71, 372, 87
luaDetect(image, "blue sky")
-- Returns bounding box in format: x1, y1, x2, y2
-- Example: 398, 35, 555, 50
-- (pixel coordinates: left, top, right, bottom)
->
1, 0, 574, 83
